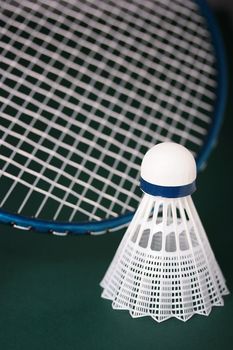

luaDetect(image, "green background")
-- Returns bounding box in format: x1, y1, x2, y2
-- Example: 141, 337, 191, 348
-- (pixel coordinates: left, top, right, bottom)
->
0, 12, 232, 350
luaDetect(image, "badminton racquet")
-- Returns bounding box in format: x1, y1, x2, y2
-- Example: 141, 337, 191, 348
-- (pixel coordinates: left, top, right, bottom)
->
0, 0, 227, 235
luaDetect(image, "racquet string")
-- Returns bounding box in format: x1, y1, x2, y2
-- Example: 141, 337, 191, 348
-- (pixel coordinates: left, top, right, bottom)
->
0, 0, 216, 223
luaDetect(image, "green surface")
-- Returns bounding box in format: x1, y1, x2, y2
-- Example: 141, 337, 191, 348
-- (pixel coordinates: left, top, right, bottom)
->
0, 12, 233, 350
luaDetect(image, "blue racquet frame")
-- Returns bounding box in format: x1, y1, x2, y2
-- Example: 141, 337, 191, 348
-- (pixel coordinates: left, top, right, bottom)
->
0, 0, 227, 235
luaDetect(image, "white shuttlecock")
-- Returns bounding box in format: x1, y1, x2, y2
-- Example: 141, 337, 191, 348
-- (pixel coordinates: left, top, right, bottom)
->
100, 142, 229, 322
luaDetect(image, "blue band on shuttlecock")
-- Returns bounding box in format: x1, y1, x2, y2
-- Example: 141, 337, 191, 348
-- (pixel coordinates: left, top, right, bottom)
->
140, 178, 196, 198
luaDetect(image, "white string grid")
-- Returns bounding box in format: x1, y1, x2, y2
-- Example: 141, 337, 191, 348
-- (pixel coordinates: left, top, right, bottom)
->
0, 0, 217, 223
101, 195, 229, 322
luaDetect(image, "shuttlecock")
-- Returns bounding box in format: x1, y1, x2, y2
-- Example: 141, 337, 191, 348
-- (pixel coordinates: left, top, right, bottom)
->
100, 142, 229, 322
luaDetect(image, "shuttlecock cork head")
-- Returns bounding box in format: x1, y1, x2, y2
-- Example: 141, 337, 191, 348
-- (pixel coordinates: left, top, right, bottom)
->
140, 142, 197, 198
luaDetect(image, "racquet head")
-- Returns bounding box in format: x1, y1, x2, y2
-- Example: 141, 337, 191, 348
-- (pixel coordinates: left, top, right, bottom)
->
0, 0, 227, 234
